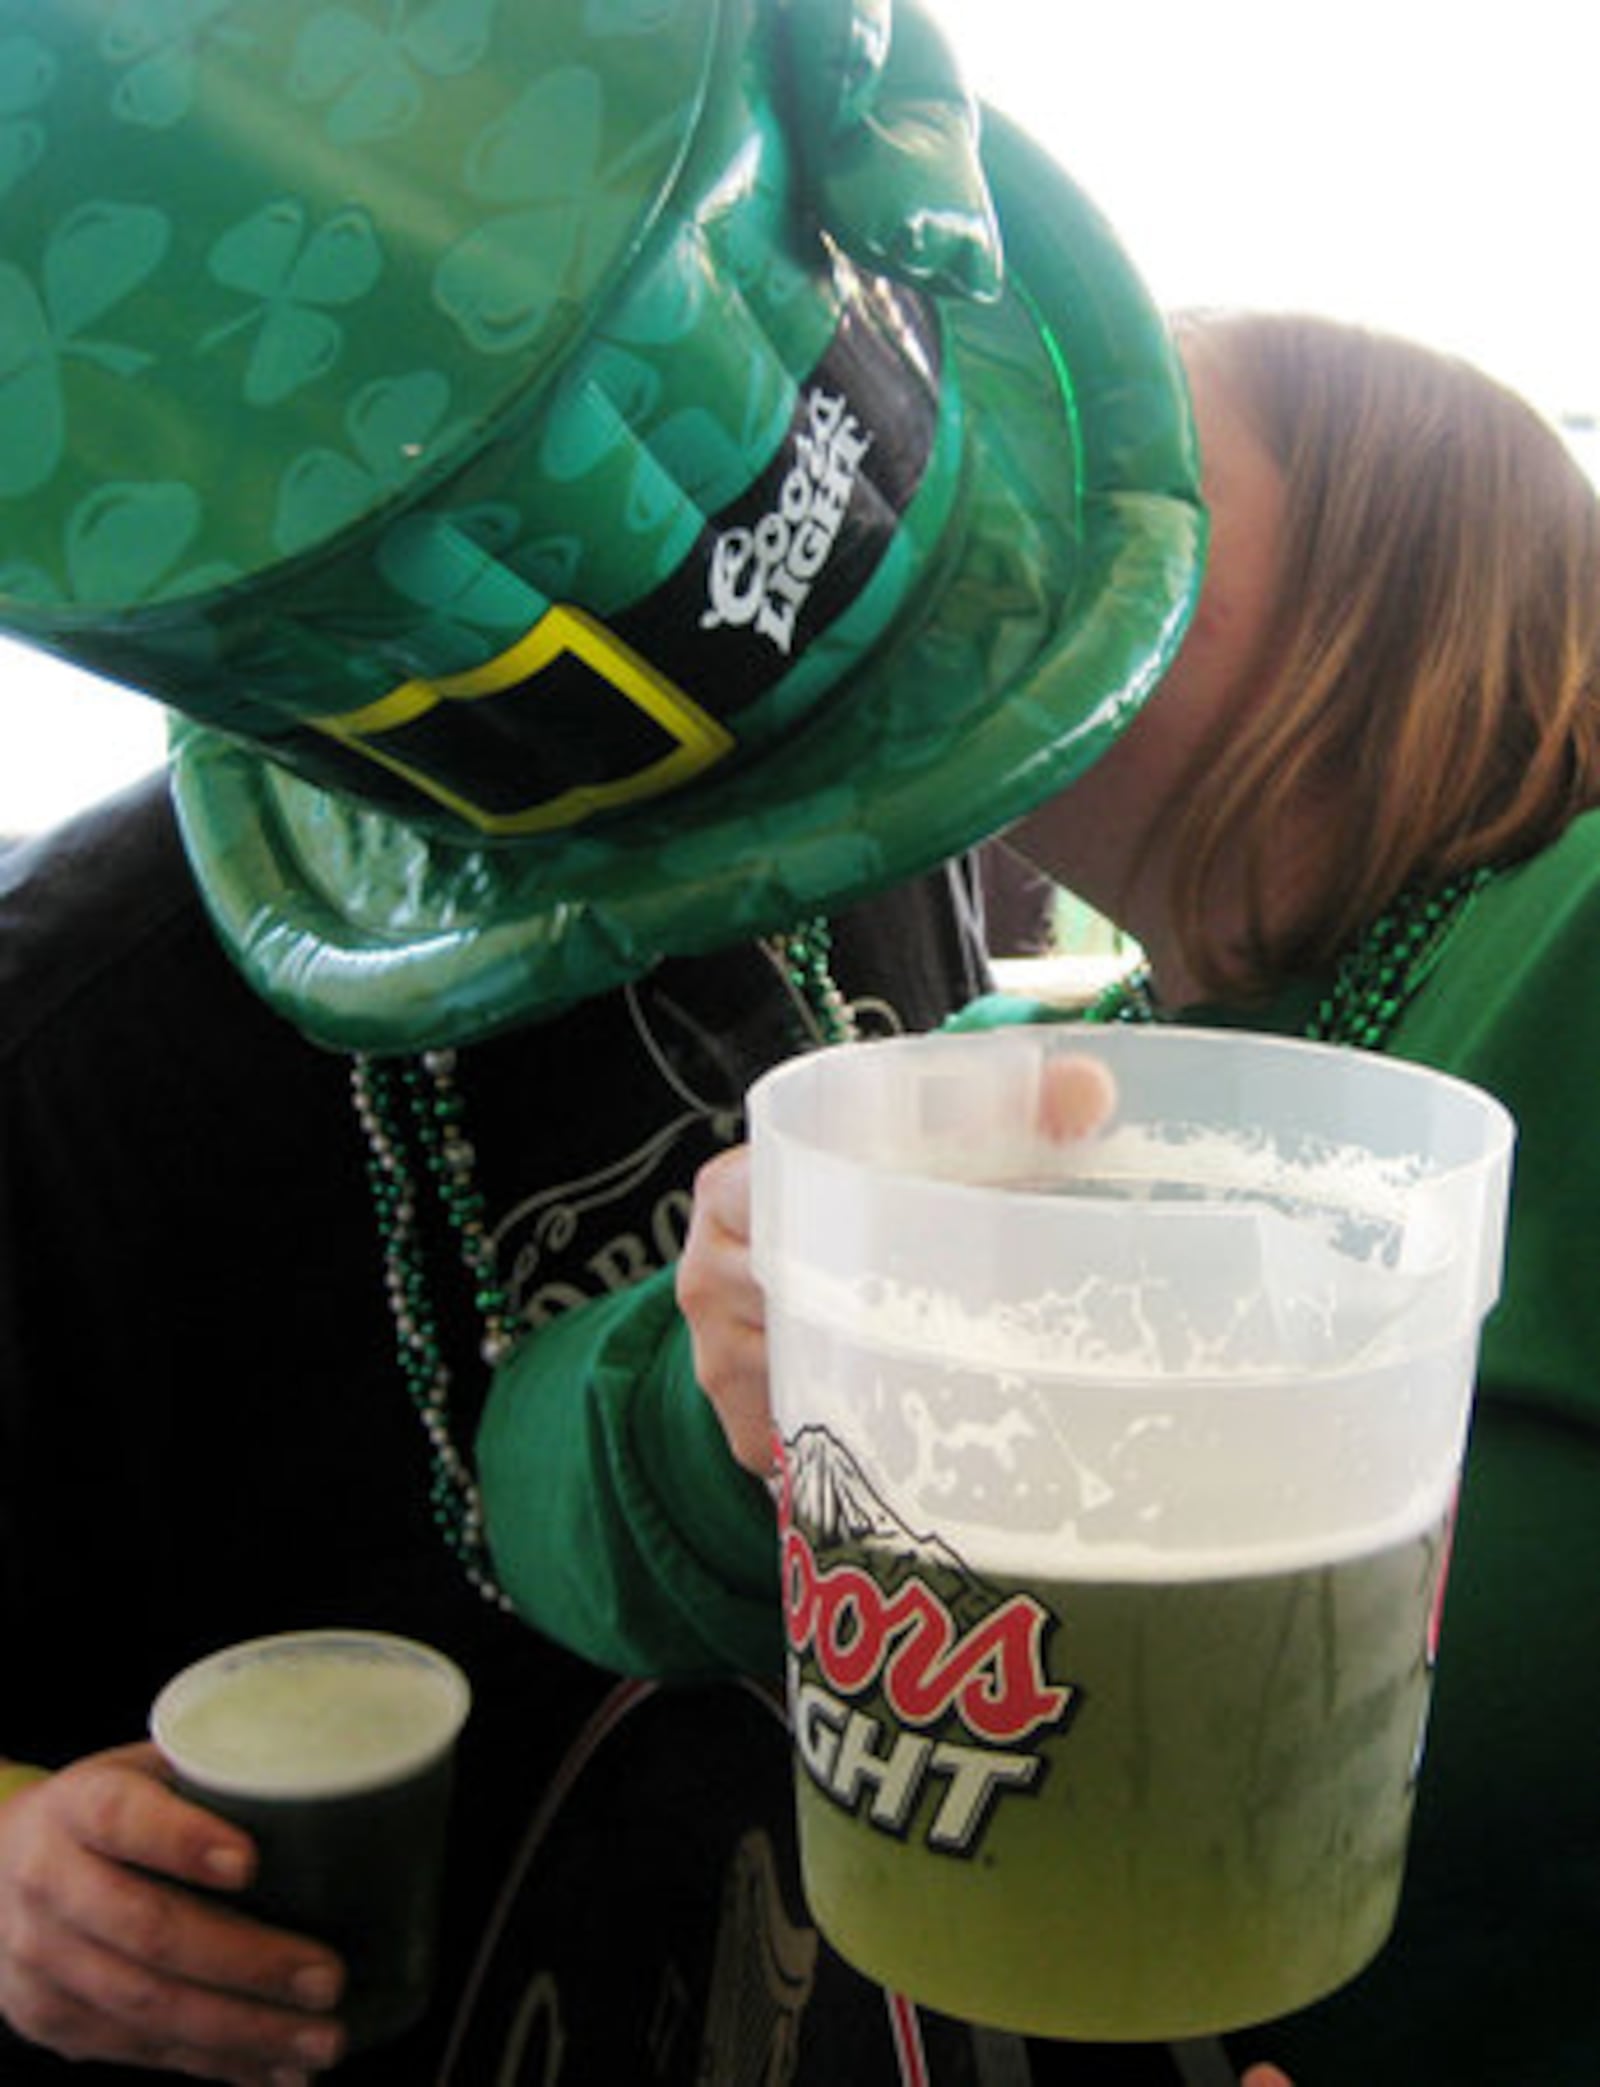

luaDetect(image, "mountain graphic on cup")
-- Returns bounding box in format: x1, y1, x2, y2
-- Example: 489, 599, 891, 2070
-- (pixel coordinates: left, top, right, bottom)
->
782, 1423, 996, 1622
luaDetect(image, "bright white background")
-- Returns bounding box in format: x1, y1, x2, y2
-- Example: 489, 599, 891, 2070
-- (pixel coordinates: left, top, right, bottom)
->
4, 0, 1598, 835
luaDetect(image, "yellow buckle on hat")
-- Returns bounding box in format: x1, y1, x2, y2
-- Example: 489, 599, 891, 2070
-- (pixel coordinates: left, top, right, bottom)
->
310, 605, 734, 836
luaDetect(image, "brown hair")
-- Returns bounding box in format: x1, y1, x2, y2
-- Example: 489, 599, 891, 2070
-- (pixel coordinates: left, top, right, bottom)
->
1166, 310, 1600, 1000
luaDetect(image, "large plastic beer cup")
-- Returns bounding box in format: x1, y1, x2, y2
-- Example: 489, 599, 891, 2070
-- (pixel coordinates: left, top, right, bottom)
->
748, 1026, 1513, 2040
151, 1629, 471, 2053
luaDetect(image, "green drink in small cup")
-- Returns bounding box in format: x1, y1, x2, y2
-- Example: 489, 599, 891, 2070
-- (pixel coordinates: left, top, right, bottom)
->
749, 1025, 1513, 2040
151, 1629, 471, 2054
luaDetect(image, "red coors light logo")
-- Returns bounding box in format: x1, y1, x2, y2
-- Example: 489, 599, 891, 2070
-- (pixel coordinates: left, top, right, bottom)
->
777, 1429, 1077, 1856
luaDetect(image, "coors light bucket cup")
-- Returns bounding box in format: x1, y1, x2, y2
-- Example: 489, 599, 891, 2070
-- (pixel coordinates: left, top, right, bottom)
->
748, 1026, 1514, 2040
151, 1630, 471, 2053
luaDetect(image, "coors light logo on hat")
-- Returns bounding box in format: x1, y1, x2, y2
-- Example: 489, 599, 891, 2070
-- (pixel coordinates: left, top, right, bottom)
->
0, 0, 1205, 1050
302, 268, 946, 841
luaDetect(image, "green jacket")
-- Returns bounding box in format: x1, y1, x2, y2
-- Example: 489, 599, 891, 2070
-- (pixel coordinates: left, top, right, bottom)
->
478, 807, 1600, 2084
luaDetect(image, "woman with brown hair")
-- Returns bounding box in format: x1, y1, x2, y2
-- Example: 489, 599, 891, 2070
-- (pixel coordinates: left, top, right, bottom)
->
487, 312, 1600, 2082
1012, 308, 1600, 1014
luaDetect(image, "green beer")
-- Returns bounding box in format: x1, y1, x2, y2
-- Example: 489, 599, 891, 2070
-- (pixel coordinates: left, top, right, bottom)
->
788, 1513, 1448, 2040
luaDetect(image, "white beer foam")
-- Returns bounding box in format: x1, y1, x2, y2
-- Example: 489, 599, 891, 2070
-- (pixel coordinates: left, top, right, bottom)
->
1069, 1117, 1428, 1219
768, 1270, 1473, 1579
153, 1632, 469, 1799
923, 1487, 1456, 1585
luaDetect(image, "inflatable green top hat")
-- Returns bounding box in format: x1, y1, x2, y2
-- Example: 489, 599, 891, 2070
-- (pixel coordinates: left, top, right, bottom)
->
0, 0, 1204, 1052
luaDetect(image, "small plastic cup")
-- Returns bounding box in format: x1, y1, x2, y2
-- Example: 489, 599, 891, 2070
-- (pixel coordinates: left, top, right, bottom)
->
151, 1628, 471, 2053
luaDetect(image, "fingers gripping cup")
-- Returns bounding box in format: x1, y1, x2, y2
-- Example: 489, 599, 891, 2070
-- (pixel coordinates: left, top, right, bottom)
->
748, 1027, 1514, 2041
151, 1630, 472, 2054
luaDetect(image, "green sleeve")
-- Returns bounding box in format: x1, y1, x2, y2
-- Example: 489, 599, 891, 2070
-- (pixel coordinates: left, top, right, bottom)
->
475, 1265, 783, 1680
942, 990, 1077, 1031
473, 994, 1072, 1682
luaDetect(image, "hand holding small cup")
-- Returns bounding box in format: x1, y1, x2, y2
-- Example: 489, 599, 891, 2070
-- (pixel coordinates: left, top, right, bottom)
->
0, 1743, 346, 2081
150, 1630, 470, 2061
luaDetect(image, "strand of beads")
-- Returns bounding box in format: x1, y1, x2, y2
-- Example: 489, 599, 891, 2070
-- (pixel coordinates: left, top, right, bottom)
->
1086, 967, 1158, 1026
1086, 869, 1493, 1051
350, 1050, 516, 1611
765, 917, 859, 1046
1304, 867, 1493, 1049
350, 922, 857, 1606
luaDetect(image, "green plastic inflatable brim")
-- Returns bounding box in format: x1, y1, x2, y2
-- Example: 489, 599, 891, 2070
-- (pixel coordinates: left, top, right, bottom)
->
170, 109, 1206, 1053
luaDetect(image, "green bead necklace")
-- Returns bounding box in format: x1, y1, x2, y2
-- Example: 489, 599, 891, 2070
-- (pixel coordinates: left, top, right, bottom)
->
765, 915, 860, 1048
351, 919, 854, 1605
351, 1046, 520, 1609
1087, 867, 1495, 1048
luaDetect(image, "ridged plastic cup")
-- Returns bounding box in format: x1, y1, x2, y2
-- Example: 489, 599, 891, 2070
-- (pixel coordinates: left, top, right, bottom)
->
749, 1025, 1513, 2040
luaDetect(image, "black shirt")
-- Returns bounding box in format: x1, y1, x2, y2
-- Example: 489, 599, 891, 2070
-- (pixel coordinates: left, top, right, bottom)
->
0, 775, 991, 2083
